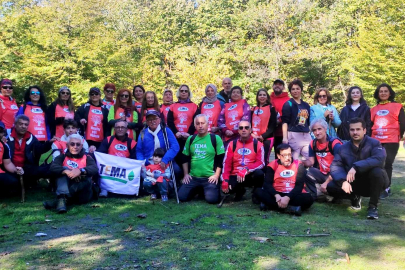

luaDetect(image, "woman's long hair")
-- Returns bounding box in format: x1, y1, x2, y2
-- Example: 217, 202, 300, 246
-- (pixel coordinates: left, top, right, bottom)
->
114, 89, 133, 112
374, 83, 396, 104
255, 88, 270, 106
313, 88, 332, 105
140, 91, 160, 119
56, 86, 75, 112
24, 85, 47, 112
345, 86, 366, 105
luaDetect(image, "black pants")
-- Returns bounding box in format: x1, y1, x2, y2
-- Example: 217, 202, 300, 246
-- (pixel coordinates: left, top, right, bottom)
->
326, 167, 389, 207
382, 143, 399, 187
0, 172, 19, 196
178, 176, 220, 204
254, 188, 314, 210
228, 169, 265, 195
306, 167, 329, 199
263, 138, 274, 165
56, 176, 93, 204
273, 136, 283, 159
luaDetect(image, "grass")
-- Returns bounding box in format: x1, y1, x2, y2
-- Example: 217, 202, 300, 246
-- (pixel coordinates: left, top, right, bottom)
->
1, 147, 405, 269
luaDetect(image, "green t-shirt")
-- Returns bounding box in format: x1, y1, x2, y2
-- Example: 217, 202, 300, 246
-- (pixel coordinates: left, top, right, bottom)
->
182, 134, 225, 178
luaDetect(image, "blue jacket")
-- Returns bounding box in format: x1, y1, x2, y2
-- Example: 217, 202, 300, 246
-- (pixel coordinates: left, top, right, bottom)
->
330, 135, 386, 182
136, 125, 180, 165
217, 90, 229, 107
16, 101, 51, 140
309, 103, 341, 138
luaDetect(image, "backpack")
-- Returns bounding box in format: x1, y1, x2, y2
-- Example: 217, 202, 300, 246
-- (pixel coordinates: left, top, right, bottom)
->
107, 136, 133, 151
311, 137, 342, 154
189, 133, 218, 154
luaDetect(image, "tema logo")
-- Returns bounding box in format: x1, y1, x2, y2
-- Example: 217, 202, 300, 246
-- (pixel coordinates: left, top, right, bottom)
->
31, 108, 43, 113
63, 108, 71, 113
254, 109, 263, 115
228, 104, 237, 110
280, 170, 295, 178
237, 148, 251, 155
91, 109, 102, 114
203, 104, 214, 109
376, 110, 389, 116
67, 160, 79, 169
316, 152, 327, 157
178, 107, 189, 112
11, 105, 18, 110
115, 144, 128, 151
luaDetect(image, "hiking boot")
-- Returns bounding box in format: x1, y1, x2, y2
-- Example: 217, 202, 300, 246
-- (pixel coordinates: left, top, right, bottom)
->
251, 191, 260, 205
56, 196, 67, 214
234, 188, 246, 201
380, 187, 391, 200
43, 199, 57, 210
99, 189, 108, 198
367, 206, 378, 220
285, 205, 302, 216
259, 203, 268, 211
350, 195, 361, 210
161, 195, 168, 202
150, 194, 157, 200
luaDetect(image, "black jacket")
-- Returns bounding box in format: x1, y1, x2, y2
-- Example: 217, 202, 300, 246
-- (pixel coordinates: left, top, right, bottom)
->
74, 102, 110, 139
50, 149, 98, 177
330, 135, 386, 182
337, 101, 371, 141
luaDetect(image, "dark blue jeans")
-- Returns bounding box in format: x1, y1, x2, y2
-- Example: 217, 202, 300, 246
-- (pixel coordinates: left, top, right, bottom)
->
143, 180, 168, 196
178, 176, 220, 204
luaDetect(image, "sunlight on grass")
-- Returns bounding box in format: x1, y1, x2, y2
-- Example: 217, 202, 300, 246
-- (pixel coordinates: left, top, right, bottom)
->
214, 230, 229, 236
253, 256, 279, 269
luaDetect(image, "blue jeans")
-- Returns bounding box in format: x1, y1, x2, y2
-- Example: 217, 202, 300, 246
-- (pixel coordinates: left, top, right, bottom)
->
143, 180, 168, 196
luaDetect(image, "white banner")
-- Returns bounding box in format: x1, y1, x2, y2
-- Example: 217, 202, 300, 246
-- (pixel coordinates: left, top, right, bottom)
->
95, 152, 143, 195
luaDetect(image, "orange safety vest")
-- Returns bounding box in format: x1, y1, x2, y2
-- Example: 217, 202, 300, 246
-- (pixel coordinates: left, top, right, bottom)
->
106, 136, 136, 158
201, 100, 222, 132
114, 108, 134, 139
86, 105, 104, 142
134, 101, 142, 113
55, 105, 74, 138
62, 155, 87, 170
53, 140, 68, 154
224, 99, 245, 131
0, 143, 6, 173
171, 102, 198, 132
371, 103, 402, 143
160, 104, 171, 124
269, 159, 302, 193
311, 139, 341, 175
24, 105, 47, 141
251, 105, 271, 136
0, 96, 18, 129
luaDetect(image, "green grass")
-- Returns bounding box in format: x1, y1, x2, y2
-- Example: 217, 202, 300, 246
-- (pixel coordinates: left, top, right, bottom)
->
1, 147, 405, 269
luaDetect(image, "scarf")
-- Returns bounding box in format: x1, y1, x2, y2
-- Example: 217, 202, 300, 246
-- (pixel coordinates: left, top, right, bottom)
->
148, 124, 162, 150
379, 100, 390, 105
202, 95, 217, 104
178, 98, 191, 104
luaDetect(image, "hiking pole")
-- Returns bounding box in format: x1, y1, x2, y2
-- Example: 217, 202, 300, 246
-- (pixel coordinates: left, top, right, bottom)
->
161, 124, 179, 204
20, 175, 25, 203
217, 193, 229, 208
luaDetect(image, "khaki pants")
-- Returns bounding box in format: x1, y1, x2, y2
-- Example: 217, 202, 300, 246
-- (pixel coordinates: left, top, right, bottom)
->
287, 132, 311, 160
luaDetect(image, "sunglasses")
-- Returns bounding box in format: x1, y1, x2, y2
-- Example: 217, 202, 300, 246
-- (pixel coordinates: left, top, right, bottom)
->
90, 92, 100, 96
105, 90, 114, 94
318, 95, 327, 99
69, 142, 81, 147
238, 126, 250, 130
30, 91, 40, 95
180, 90, 189, 93
115, 126, 127, 130
120, 94, 129, 98
2, 86, 13, 90
60, 91, 70, 96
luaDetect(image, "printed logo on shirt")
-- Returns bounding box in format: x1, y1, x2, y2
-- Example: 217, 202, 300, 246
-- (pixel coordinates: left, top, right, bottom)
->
228, 104, 237, 111
203, 104, 215, 109
316, 152, 327, 158
253, 109, 263, 115
91, 109, 103, 115
376, 110, 389, 116
67, 160, 79, 169
63, 108, 71, 113
115, 144, 128, 151
31, 108, 43, 113
178, 107, 189, 112
280, 170, 295, 178
10, 105, 18, 110
165, 107, 170, 111
237, 148, 252, 155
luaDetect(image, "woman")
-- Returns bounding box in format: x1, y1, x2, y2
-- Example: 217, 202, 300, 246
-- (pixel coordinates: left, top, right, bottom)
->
309, 88, 341, 138
108, 89, 139, 139
75, 87, 110, 149
198, 84, 223, 133
337, 86, 371, 141
47, 86, 75, 138
16, 86, 50, 141
133, 85, 145, 113
370, 83, 405, 198
102, 83, 116, 109
160, 89, 173, 124
251, 89, 277, 164
0, 79, 19, 136
218, 86, 251, 146
281, 79, 311, 160
140, 91, 161, 123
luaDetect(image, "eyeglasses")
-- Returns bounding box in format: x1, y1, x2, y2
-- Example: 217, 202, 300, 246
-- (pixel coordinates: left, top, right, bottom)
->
2, 86, 13, 90
30, 91, 40, 95
90, 92, 100, 96
180, 90, 189, 93
60, 91, 70, 96
69, 142, 81, 147
280, 154, 292, 158
318, 95, 327, 99
238, 126, 250, 130
115, 126, 127, 130
105, 90, 114, 94
120, 94, 129, 98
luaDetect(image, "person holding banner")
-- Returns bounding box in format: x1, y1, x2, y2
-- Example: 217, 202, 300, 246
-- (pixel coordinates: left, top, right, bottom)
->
97, 120, 137, 197
45, 134, 98, 213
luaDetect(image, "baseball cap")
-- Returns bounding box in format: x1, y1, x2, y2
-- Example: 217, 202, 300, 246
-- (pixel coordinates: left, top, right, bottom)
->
273, 79, 285, 85
145, 110, 161, 118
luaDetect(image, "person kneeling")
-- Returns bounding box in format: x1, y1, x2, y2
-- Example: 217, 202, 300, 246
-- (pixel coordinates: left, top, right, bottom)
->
253, 144, 314, 216
44, 134, 98, 213
142, 148, 170, 202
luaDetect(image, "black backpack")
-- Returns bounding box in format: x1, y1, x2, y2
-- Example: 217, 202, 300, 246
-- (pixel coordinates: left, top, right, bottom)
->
231, 138, 258, 153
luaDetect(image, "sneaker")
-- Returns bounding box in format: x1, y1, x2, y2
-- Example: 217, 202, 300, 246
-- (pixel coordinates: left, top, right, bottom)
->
99, 189, 108, 198
161, 195, 168, 202
379, 190, 389, 200
251, 191, 260, 205
150, 194, 157, 200
285, 205, 302, 216
350, 195, 361, 210
367, 206, 378, 220
259, 203, 268, 211
56, 196, 67, 214
388, 188, 392, 196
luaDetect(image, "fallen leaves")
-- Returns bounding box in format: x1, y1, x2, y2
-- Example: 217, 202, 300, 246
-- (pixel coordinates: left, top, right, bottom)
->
124, 225, 133, 232
281, 254, 290, 260
91, 204, 100, 208
336, 251, 350, 264
251, 236, 272, 243
137, 213, 147, 219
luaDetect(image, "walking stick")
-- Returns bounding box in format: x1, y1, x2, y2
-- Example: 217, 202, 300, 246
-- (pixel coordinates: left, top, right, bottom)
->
20, 175, 25, 203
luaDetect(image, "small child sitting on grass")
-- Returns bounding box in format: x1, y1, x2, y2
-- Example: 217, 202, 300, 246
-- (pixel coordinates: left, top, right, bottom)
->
141, 148, 170, 202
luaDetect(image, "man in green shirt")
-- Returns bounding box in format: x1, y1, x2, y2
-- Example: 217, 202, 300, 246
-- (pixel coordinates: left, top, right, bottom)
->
178, 114, 225, 204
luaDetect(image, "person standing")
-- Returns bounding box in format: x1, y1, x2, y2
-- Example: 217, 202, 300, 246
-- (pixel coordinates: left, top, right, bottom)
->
133, 85, 145, 113
198, 84, 223, 133
217, 77, 232, 106
0, 79, 19, 136
47, 86, 75, 138
139, 91, 161, 123
160, 89, 173, 124
370, 83, 405, 198
102, 83, 116, 109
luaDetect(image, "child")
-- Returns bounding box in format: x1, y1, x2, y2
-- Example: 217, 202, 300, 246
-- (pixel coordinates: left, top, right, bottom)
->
142, 148, 170, 201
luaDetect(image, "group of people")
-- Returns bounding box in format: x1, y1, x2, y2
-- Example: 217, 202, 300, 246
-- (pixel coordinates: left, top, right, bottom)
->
0, 77, 403, 220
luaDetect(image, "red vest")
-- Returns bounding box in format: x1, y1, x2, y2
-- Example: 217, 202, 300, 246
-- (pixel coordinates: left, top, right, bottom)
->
62, 155, 87, 169
55, 105, 74, 138
171, 102, 198, 132
311, 139, 340, 175
134, 101, 142, 113
371, 103, 402, 143
114, 108, 134, 139
201, 100, 221, 132
160, 104, 171, 124
0, 143, 5, 173
86, 105, 104, 142
230, 139, 259, 176
107, 136, 136, 158
24, 105, 47, 141
224, 99, 245, 131
53, 140, 68, 153
0, 96, 18, 129
270, 159, 301, 193
102, 99, 115, 109
251, 106, 271, 136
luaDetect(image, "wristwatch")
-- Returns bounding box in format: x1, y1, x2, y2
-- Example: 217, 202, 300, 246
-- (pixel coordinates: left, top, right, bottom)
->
80, 168, 86, 175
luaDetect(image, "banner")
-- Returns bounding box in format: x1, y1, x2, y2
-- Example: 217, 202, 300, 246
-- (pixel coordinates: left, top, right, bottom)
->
95, 152, 143, 195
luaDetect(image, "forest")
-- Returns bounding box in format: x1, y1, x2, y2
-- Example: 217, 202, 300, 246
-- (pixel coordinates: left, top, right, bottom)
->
0, 0, 404, 108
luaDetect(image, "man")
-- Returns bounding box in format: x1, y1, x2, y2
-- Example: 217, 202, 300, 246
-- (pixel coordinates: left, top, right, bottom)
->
216, 77, 232, 106
0, 121, 24, 196
253, 144, 314, 216
327, 118, 388, 219
51, 119, 89, 160
45, 134, 98, 213
221, 120, 264, 201
178, 114, 225, 204
7, 115, 57, 186
269, 79, 290, 157
102, 83, 116, 109
97, 120, 137, 197
303, 118, 342, 199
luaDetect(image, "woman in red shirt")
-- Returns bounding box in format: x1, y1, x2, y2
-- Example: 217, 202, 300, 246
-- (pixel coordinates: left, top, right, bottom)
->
46, 86, 75, 138
132, 85, 145, 113
0, 79, 19, 136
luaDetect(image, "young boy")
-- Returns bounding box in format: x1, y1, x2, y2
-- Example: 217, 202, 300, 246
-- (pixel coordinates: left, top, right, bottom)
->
142, 148, 170, 202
